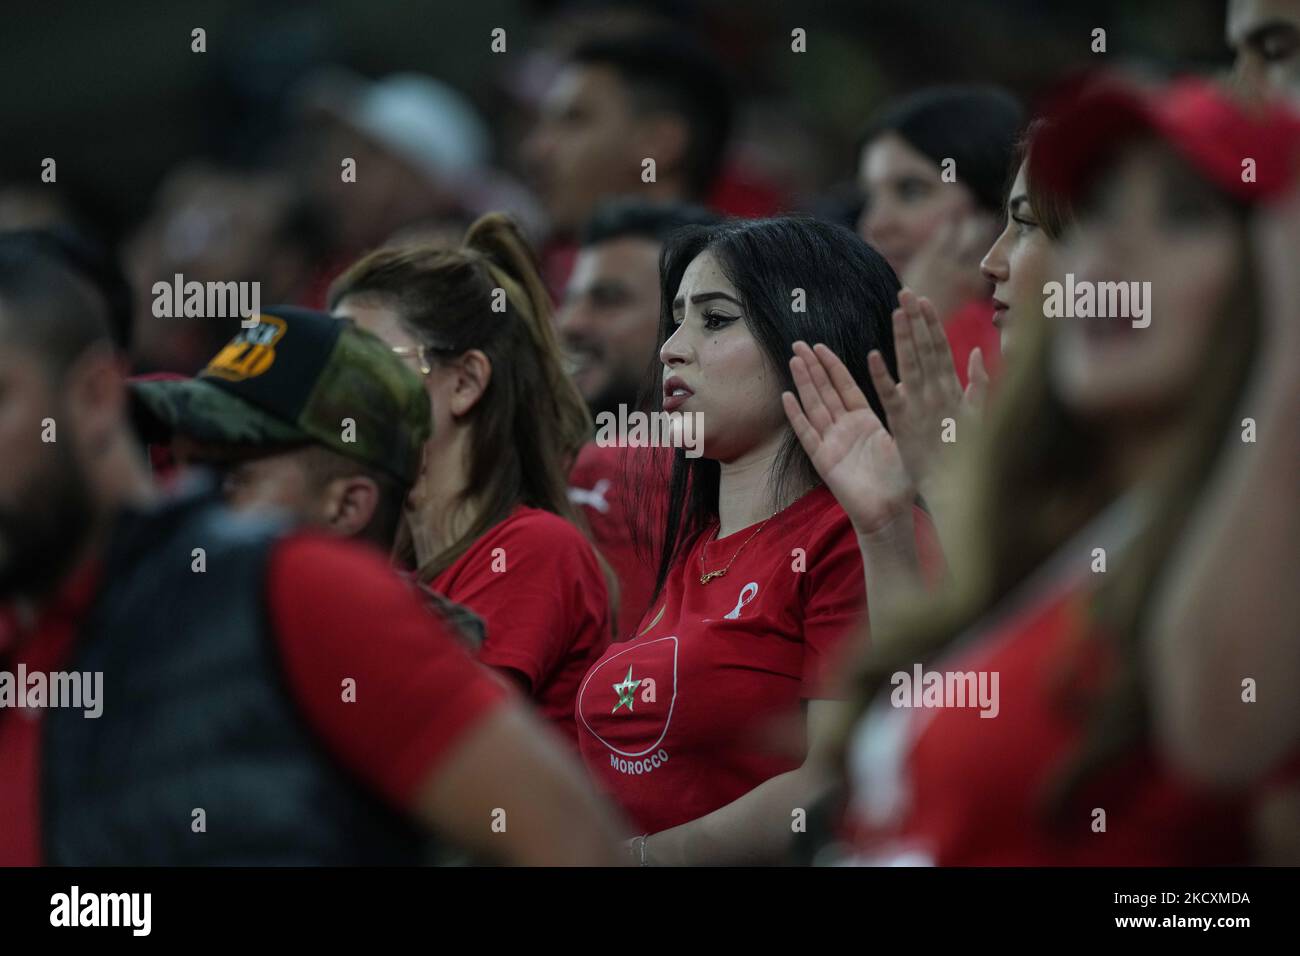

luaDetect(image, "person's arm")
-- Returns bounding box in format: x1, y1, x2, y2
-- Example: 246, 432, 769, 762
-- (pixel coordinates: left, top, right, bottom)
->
269, 535, 627, 866
853, 512, 921, 631
783, 340, 925, 631
413, 702, 627, 866
1147, 185, 1300, 784
636, 700, 848, 866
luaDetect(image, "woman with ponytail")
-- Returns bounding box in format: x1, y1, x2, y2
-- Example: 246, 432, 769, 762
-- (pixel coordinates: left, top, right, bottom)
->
327, 213, 612, 744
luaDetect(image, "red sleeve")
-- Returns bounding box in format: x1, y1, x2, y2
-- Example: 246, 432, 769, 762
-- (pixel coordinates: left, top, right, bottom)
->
455, 514, 608, 691
266, 534, 510, 811
799, 515, 868, 698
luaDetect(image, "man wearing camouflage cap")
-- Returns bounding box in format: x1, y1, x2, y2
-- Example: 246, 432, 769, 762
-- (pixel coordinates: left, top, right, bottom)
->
0, 240, 626, 866
132, 305, 429, 550
131, 305, 486, 646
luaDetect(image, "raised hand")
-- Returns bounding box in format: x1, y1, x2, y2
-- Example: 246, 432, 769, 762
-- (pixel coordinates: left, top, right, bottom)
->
782, 340, 915, 535
901, 212, 999, 319
870, 287, 987, 493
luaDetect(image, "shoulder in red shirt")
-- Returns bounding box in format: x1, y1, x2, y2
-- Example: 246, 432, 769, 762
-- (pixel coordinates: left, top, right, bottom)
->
569, 442, 667, 640
430, 506, 612, 745
266, 534, 509, 811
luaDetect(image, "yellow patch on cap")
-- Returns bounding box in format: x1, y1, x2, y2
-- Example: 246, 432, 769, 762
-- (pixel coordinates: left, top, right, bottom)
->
204, 315, 287, 382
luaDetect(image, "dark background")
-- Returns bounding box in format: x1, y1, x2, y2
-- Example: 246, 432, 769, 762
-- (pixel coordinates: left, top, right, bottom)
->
0, 0, 1232, 242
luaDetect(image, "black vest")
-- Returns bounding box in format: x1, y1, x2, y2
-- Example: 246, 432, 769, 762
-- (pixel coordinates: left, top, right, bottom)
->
43, 483, 428, 865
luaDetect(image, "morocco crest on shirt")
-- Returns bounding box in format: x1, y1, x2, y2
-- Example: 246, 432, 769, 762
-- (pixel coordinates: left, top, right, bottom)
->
577, 635, 678, 775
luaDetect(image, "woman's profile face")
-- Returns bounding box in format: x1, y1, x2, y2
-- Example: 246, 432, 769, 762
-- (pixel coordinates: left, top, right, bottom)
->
857, 131, 977, 277
980, 161, 1062, 353
660, 250, 787, 463
1051, 142, 1242, 420
332, 295, 455, 455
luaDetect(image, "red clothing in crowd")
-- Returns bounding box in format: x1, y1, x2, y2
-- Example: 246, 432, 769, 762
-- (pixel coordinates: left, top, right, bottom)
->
576, 486, 935, 835
842, 577, 1256, 865
943, 298, 1001, 388
0, 535, 507, 866
568, 442, 666, 641
430, 505, 611, 745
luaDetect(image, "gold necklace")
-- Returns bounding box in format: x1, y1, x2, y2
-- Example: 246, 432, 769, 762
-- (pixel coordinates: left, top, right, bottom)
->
698, 516, 772, 585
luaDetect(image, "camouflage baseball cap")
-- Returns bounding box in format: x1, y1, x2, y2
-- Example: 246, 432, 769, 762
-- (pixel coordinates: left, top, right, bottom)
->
130, 306, 431, 484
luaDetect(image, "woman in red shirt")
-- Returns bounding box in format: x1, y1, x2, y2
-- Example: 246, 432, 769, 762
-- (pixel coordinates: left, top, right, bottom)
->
575, 216, 939, 865
803, 77, 1300, 865
327, 214, 613, 744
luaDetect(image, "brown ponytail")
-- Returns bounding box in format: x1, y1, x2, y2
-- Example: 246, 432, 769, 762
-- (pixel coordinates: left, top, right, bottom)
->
327, 214, 610, 609
460, 213, 591, 467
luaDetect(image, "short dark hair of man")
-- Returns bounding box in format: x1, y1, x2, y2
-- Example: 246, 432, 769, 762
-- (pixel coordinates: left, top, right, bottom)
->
0, 231, 115, 376
569, 29, 734, 199
580, 197, 722, 249
1, 227, 132, 354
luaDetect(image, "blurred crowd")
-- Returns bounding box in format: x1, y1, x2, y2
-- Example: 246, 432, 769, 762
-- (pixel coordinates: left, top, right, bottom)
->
0, 0, 1298, 866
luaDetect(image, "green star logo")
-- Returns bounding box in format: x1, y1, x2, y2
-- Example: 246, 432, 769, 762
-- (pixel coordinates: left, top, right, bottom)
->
612, 665, 642, 714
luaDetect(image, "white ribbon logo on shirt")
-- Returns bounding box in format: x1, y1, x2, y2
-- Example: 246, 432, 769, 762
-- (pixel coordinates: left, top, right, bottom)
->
724, 582, 759, 620
567, 479, 611, 514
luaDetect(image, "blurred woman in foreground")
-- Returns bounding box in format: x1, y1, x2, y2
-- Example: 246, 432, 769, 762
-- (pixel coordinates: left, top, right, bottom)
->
794, 76, 1300, 864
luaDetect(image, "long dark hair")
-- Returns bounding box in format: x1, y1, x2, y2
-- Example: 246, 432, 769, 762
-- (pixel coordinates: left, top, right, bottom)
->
860, 85, 1024, 215
633, 216, 902, 602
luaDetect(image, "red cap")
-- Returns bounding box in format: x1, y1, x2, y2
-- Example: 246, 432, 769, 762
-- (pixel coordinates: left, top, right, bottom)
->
1031, 74, 1300, 207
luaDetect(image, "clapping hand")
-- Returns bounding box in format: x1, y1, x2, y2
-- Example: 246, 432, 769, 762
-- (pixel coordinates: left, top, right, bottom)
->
901, 212, 999, 319
869, 288, 988, 494
783, 341, 914, 535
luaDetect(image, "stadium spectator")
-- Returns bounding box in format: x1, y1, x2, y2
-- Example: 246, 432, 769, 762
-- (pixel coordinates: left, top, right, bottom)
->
575, 216, 938, 864
130, 306, 486, 646
0, 235, 625, 865
561, 199, 721, 637
857, 86, 1023, 385
328, 214, 613, 745
1228, 0, 1300, 103
522, 28, 735, 293
826, 77, 1300, 865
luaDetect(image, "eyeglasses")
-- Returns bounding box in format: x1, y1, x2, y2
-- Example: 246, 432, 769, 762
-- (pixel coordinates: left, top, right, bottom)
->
391, 341, 454, 376
391, 344, 432, 375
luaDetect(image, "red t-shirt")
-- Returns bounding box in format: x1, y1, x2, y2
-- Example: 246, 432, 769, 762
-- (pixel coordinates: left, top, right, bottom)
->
568, 442, 667, 641
576, 487, 874, 835
943, 298, 1001, 388
0, 533, 507, 866
430, 505, 611, 744
842, 579, 1252, 865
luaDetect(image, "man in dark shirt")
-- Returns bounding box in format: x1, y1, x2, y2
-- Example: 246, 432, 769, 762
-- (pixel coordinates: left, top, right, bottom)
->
0, 233, 625, 866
